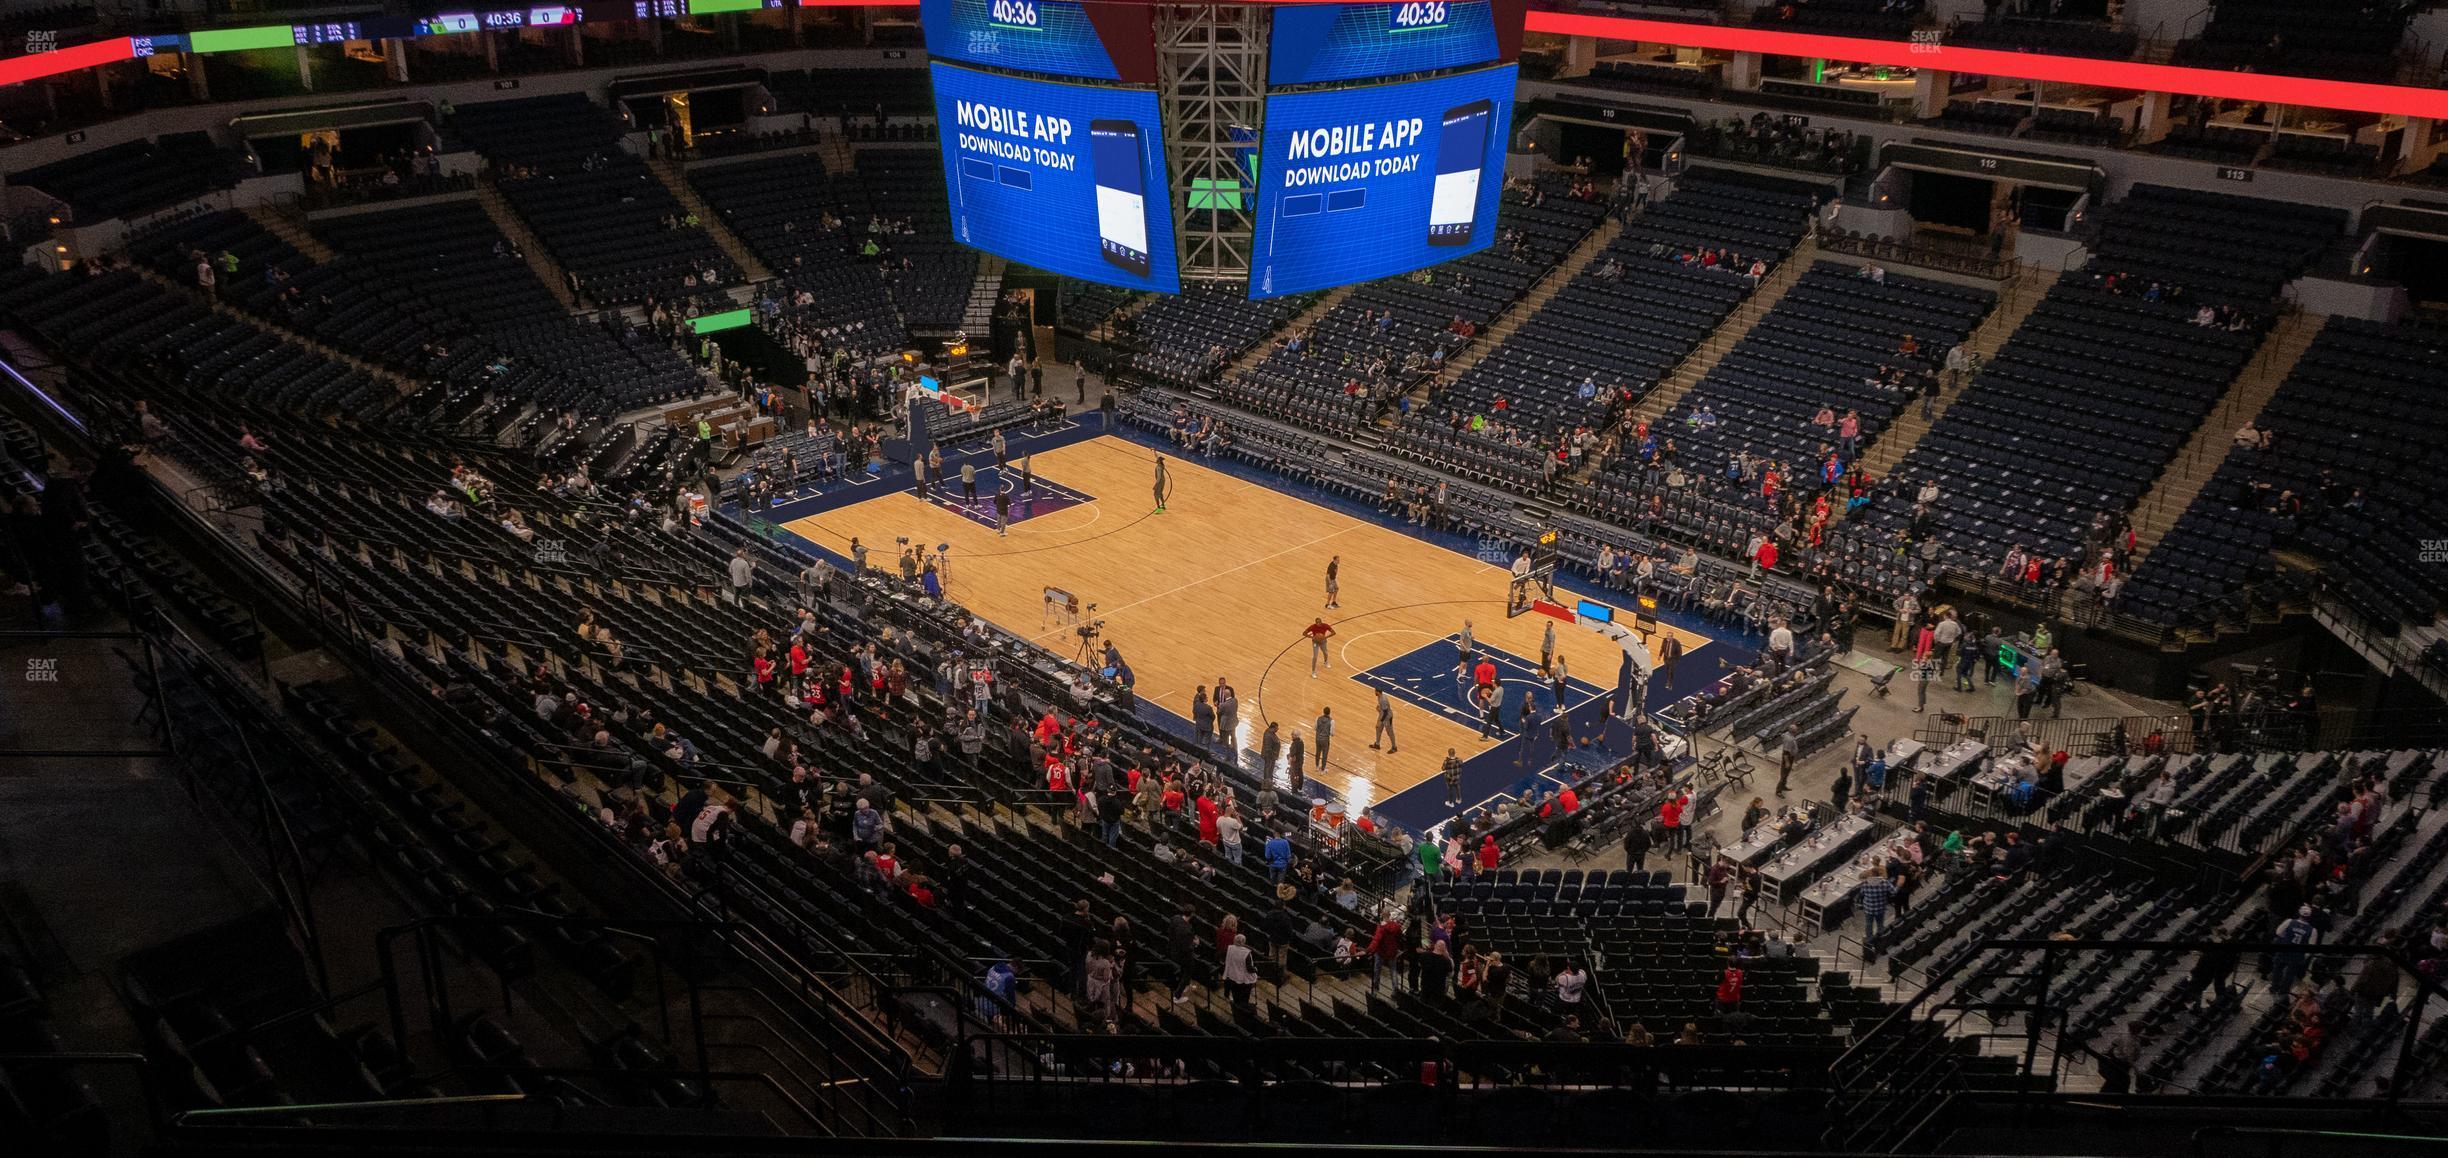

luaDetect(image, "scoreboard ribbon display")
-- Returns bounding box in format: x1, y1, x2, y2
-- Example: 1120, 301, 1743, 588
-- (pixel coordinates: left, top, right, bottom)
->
1269, 2, 1503, 88
931, 62, 1182, 293
1249, 64, 1513, 299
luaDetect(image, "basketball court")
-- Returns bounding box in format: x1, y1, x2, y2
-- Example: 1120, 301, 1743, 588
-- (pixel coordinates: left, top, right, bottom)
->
773, 433, 1716, 817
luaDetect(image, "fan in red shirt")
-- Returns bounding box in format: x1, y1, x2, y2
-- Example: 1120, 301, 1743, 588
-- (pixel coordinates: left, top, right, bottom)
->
1477, 835, 1501, 871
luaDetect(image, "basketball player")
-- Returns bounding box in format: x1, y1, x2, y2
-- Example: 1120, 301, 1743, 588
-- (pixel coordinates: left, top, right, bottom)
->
1323, 555, 1340, 609
1304, 616, 1335, 675
1371, 687, 1397, 753
1152, 454, 1170, 513
1539, 620, 1558, 675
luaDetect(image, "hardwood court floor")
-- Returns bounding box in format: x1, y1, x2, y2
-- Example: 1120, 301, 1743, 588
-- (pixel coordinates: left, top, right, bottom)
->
782, 436, 1712, 809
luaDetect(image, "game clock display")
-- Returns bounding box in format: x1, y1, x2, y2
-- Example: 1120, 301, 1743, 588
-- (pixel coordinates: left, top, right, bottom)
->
917, 0, 1124, 82
1249, 65, 1513, 298
929, 63, 1181, 293
1269, 1, 1503, 87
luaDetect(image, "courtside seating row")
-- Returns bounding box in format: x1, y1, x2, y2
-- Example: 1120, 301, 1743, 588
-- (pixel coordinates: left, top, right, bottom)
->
2119, 317, 2448, 631
1378, 425, 1554, 493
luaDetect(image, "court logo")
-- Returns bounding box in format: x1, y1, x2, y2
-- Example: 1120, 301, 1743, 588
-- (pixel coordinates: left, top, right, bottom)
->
24, 657, 58, 683
2422, 539, 2448, 564
1910, 29, 1943, 54
1475, 537, 1511, 565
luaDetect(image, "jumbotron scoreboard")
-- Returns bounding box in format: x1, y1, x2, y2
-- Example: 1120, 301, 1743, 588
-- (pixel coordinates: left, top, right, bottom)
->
918, 0, 1529, 297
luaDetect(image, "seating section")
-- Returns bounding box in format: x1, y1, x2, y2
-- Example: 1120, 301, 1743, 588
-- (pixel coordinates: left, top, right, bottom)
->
1750, 0, 1919, 39
1219, 177, 1605, 432
10, 133, 247, 222
2084, 185, 2347, 307
1650, 263, 1994, 475
686, 151, 908, 354
450, 92, 627, 172
1936, 100, 2026, 137
1581, 57, 1721, 97
1858, 187, 2340, 576
0, 267, 396, 417
1386, 172, 1811, 484
315, 200, 703, 414
456, 95, 740, 305
1946, 19, 2138, 60
848, 148, 978, 330
1126, 282, 1305, 385
768, 67, 937, 122
2120, 318, 2448, 631
2177, 0, 2407, 83
2150, 123, 2269, 164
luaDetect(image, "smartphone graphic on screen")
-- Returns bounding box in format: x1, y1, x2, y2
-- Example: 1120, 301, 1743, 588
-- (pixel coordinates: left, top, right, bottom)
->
1427, 98, 1492, 247
1091, 119, 1152, 279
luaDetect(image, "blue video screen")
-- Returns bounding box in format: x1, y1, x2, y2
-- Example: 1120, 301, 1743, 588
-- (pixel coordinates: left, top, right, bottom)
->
1270, 2, 1503, 87
931, 63, 1181, 293
920, 0, 1121, 81
1249, 65, 1513, 299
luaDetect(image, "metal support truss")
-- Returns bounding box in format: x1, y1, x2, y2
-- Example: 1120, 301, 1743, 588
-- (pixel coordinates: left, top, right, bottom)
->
1155, 5, 1268, 285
